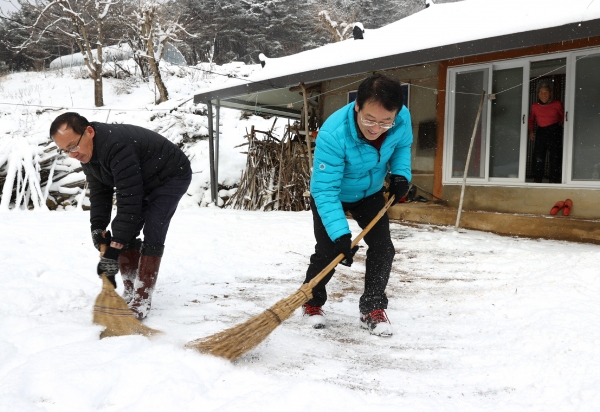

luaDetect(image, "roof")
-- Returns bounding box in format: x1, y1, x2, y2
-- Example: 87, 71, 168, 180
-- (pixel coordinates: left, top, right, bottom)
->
194, 0, 600, 118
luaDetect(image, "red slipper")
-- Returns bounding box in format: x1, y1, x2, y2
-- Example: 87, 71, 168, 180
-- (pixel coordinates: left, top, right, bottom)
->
563, 199, 573, 216
550, 200, 564, 215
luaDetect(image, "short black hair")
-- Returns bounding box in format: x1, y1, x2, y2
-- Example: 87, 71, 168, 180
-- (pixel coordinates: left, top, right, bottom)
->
49, 112, 90, 139
355, 73, 404, 113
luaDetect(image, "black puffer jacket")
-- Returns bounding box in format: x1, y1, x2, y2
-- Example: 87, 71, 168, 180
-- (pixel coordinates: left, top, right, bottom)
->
82, 122, 191, 244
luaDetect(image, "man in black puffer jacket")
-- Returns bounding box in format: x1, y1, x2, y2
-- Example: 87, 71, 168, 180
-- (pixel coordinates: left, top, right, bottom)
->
50, 112, 192, 320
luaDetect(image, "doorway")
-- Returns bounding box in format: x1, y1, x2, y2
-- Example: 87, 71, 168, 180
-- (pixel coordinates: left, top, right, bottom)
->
526, 58, 566, 183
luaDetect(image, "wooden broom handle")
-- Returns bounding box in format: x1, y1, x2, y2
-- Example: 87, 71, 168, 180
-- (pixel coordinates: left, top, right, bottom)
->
100, 239, 107, 258
306, 195, 396, 289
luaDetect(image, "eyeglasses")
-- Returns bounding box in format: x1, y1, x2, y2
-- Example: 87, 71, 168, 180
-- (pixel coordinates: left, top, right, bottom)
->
58, 129, 85, 155
359, 114, 395, 130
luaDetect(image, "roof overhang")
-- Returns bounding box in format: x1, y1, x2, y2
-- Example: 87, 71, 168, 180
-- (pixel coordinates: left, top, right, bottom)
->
194, 18, 600, 118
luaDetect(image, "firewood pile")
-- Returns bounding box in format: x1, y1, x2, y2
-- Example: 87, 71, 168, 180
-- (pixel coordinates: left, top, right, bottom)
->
226, 121, 312, 211
0, 140, 87, 210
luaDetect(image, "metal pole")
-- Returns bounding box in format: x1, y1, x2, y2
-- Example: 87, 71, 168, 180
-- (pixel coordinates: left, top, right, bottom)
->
215, 99, 220, 192
206, 100, 217, 203
455, 91, 486, 231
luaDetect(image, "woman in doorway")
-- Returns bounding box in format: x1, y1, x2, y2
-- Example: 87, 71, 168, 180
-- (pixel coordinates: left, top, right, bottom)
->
528, 82, 565, 183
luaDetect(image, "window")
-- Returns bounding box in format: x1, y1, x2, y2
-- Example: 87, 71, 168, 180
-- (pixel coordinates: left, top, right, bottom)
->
445, 48, 600, 187
449, 68, 488, 178
570, 51, 600, 182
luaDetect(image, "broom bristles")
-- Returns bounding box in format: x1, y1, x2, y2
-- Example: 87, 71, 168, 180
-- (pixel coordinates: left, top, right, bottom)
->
188, 196, 395, 360
186, 283, 313, 360
93, 274, 161, 339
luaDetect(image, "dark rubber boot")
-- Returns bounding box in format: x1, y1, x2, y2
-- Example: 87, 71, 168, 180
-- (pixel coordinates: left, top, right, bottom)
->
129, 243, 164, 320
118, 239, 142, 304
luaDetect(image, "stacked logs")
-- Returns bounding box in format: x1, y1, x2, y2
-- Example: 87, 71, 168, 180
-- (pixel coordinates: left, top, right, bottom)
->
0, 141, 87, 210
226, 121, 311, 212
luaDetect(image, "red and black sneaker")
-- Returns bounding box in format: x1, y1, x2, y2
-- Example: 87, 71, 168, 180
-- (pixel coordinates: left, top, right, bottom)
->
302, 304, 326, 329
360, 309, 393, 337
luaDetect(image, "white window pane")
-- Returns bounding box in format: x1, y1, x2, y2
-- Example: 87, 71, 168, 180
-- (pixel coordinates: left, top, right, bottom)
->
490, 67, 523, 178
452, 70, 487, 178
572, 53, 600, 181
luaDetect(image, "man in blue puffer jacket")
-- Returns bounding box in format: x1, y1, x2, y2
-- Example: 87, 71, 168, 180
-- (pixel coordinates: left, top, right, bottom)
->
302, 73, 412, 337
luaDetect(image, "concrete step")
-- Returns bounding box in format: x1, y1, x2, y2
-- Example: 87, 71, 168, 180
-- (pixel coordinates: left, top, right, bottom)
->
388, 202, 600, 245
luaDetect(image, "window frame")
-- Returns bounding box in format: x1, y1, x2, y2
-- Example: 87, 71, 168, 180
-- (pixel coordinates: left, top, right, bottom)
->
443, 49, 600, 188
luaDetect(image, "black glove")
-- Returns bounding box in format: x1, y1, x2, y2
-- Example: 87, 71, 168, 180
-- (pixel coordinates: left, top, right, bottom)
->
91, 229, 111, 252
97, 246, 121, 288
333, 234, 359, 267
388, 175, 410, 203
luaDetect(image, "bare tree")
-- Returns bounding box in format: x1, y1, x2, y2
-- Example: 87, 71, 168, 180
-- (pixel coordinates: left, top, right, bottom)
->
124, 0, 195, 104
8, 0, 123, 107
313, 0, 359, 43
316, 10, 357, 42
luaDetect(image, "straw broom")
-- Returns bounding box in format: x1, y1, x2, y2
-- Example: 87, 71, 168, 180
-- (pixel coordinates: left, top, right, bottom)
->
186, 195, 396, 360
93, 245, 161, 339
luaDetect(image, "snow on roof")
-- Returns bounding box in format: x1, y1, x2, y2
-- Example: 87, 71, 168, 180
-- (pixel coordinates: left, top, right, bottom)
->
198, 0, 600, 94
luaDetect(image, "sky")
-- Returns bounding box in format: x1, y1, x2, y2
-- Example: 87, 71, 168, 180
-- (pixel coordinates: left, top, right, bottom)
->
0, 0, 19, 15
1, 0, 600, 410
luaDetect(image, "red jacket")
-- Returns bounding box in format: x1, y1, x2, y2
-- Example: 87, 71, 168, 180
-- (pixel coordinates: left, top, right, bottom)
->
528, 100, 564, 130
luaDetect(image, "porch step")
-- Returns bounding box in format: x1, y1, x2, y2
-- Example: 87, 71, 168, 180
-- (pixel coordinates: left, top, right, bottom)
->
388, 202, 600, 245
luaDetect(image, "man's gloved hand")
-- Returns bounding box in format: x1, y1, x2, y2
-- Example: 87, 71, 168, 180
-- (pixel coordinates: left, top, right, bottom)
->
333, 234, 359, 267
91, 229, 111, 252
388, 174, 410, 203
97, 246, 121, 288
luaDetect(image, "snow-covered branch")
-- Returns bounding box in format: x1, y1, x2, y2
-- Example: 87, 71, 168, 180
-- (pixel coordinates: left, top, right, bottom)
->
317, 9, 356, 42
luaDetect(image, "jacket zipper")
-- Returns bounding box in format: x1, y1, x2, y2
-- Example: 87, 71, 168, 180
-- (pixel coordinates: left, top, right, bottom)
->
363, 146, 380, 198
356, 129, 383, 198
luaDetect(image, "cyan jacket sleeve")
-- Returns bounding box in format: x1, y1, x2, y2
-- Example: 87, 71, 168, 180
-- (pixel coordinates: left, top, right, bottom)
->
310, 130, 351, 242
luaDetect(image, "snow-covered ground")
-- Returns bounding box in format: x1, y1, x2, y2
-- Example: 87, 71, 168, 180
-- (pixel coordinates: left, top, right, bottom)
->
1, 209, 600, 411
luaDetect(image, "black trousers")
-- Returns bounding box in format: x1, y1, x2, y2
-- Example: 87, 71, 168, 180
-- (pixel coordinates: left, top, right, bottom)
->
533, 123, 563, 183
124, 170, 192, 247
303, 190, 396, 314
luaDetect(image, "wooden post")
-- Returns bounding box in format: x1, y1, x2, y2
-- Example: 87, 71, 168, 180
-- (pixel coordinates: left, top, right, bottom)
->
300, 83, 313, 173
433, 61, 449, 201
206, 100, 217, 203
455, 91, 486, 231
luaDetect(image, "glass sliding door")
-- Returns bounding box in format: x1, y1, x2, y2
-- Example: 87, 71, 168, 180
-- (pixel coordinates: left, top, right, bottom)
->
489, 67, 524, 178
450, 68, 488, 178
527, 58, 566, 183
571, 53, 600, 181
446, 49, 600, 188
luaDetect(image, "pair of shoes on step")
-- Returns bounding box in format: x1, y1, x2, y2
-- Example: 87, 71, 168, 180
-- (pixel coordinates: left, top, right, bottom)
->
550, 199, 573, 216
301, 304, 393, 337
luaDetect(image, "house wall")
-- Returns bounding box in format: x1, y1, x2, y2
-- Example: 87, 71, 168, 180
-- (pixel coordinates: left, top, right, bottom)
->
435, 36, 600, 218
442, 185, 598, 218
320, 64, 439, 196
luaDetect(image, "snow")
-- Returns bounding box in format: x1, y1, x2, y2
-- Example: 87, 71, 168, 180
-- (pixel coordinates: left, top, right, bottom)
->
0, 59, 274, 210
200, 0, 600, 92
49, 45, 135, 70
2, 6, 600, 408
1, 210, 600, 410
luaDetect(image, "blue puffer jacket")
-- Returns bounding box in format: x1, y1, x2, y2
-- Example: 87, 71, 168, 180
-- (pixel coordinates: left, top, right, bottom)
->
310, 102, 413, 241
